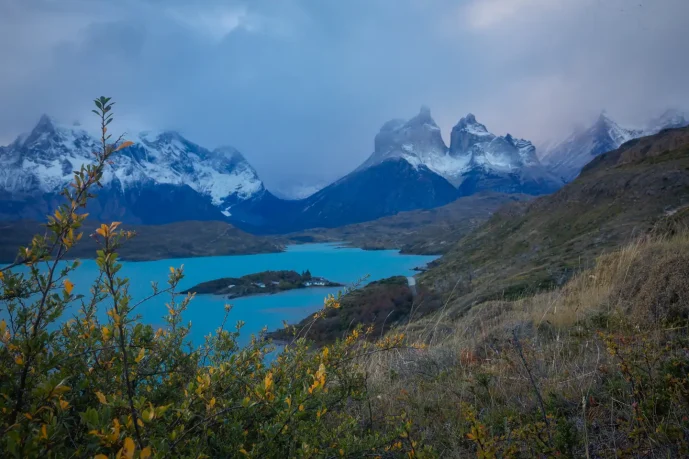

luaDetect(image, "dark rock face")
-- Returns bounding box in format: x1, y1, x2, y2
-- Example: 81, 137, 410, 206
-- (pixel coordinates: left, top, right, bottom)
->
295, 158, 459, 230
235, 158, 460, 234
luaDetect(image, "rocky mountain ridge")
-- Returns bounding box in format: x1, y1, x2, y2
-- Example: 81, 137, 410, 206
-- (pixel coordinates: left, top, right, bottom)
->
542, 109, 688, 182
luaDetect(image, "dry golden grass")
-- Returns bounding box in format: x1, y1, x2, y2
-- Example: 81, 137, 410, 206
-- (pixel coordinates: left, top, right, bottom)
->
363, 229, 689, 457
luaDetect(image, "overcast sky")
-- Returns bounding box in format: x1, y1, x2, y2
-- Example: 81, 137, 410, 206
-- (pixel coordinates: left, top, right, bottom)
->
1, 0, 688, 190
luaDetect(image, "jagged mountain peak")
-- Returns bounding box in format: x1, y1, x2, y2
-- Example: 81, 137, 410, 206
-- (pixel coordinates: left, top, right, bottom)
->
450, 114, 493, 152
366, 107, 447, 170
542, 111, 643, 182
0, 116, 265, 216
358, 108, 559, 195
455, 113, 484, 130
397, 105, 440, 132
408, 105, 436, 126
450, 113, 495, 146
593, 110, 622, 129
21, 114, 77, 148
647, 108, 688, 132
35, 114, 56, 130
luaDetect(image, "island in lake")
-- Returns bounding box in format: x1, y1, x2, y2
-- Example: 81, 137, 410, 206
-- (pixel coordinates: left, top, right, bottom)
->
181, 270, 342, 299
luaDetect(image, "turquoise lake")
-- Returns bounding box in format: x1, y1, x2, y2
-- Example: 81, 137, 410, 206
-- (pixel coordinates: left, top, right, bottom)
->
2, 244, 437, 346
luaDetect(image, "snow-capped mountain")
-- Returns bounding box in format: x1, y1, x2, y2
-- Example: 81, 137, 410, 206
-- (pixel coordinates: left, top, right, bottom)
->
448, 114, 562, 195
359, 106, 453, 176
542, 110, 688, 183
359, 107, 561, 196
0, 115, 266, 223
646, 109, 688, 134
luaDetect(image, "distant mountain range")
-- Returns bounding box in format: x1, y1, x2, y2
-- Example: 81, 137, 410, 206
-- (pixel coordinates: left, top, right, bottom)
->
541, 109, 688, 182
0, 115, 269, 224
0, 107, 685, 233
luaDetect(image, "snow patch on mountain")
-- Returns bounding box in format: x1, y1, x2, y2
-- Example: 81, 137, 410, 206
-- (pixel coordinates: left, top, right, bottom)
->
0, 116, 264, 211
358, 107, 558, 195
542, 109, 688, 182
646, 109, 688, 134
447, 113, 553, 185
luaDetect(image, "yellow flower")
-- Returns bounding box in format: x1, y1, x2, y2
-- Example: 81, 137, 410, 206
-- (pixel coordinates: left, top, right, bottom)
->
64, 279, 74, 295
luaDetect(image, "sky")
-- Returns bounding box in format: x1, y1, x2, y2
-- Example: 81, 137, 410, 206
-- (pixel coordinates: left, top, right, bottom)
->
1, 0, 688, 192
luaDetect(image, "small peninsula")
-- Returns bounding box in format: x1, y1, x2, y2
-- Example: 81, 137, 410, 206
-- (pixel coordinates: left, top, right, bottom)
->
181, 270, 342, 299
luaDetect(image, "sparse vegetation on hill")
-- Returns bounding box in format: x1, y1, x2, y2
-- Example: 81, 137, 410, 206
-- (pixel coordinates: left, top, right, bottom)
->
422, 125, 689, 314
363, 229, 689, 457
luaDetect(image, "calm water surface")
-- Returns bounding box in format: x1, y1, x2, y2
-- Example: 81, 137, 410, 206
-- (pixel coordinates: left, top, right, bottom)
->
3, 244, 437, 346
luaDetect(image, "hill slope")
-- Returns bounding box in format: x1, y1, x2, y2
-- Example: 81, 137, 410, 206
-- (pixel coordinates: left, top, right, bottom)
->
288, 192, 531, 254
422, 125, 689, 311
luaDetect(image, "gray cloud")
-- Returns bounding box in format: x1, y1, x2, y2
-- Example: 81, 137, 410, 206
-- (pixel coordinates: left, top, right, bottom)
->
1, 0, 687, 189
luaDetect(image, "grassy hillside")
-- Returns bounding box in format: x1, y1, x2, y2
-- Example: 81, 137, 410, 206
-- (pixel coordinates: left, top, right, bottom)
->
0, 220, 283, 263
263, 126, 689, 455
421, 126, 689, 312
288, 192, 530, 254
363, 229, 689, 457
